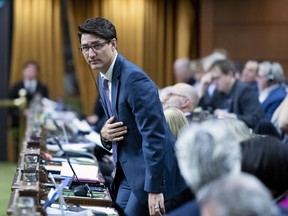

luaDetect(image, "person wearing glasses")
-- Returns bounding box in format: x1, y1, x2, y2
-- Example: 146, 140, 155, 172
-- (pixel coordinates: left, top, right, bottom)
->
163, 83, 199, 123
209, 59, 264, 130
78, 17, 192, 216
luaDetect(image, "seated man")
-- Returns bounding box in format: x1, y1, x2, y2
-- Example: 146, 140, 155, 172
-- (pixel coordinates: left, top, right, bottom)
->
166, 119, 242, 215
257, 61, 286, 120
173, 58, 195, 85
198, 173, 278, 216
240, 60, 259, 94
9, 60, 49, 127
163, 83, 199, 122
209, 59, 264, 129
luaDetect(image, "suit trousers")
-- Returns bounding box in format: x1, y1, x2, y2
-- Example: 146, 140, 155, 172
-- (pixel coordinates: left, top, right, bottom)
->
112, 163, 194, 216
116, 176, 149, 216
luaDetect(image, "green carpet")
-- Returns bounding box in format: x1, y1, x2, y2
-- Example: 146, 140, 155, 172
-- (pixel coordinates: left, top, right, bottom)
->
0, 162, 17, 216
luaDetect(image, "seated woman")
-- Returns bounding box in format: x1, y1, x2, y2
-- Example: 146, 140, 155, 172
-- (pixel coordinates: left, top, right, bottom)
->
164, 107, 189, 138
241, 135, 288, 214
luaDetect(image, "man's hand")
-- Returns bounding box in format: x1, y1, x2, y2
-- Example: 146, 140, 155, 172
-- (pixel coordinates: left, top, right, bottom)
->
197, 72, 212, 98
100, 116, 127, 142
214, 109, 237, 119
148, 193, 165, 216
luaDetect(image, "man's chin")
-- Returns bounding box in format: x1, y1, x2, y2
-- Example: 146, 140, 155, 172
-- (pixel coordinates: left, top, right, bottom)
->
90, 63, 101, 70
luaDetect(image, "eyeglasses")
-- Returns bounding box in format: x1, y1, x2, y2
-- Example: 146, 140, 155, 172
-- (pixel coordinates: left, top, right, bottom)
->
79, 41, 109, 53
168, 92, 187, 99
211, 74, 223, 81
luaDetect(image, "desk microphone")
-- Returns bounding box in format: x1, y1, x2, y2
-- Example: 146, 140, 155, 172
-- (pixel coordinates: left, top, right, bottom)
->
53, 137, 93, 197
53, 137, 96, 160
66, 157, 93, 198
53, 119, 69, 143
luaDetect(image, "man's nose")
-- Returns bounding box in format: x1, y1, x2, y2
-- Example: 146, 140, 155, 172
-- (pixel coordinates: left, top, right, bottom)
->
88, 47, 97, 56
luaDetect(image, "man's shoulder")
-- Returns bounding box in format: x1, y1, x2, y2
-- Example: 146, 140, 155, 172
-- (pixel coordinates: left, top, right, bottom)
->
234, 80, 250, 91
233, 80, 257, 97
271, 85, 286, 95
116, 54, 144, 73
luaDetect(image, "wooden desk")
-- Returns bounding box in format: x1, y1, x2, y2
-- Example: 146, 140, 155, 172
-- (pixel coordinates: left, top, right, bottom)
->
7, 99, 117, 215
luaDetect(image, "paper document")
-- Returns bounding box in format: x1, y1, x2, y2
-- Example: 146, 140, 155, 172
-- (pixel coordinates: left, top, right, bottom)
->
60, 162, 99, 181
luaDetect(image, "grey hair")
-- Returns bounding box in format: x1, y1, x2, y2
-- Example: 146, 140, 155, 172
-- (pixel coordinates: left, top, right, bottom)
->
216, 118, 252, 143
198, 173, 279, 216
175, 119, 242, 192
259, 61, 285, 83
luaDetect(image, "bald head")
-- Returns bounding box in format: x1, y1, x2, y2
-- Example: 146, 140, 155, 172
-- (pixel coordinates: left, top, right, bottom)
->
164, 83, 199, 112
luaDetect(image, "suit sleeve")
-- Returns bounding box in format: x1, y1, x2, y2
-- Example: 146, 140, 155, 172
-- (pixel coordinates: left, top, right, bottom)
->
236, 87, 265, 129
125, 72, 166, 193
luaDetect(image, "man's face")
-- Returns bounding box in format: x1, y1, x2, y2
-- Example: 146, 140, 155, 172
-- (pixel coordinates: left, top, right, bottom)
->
210, 66, 229, 93
256, 68, 268, 91
23, 64, 37, 80
164, 88, 186, 111
241, 61, 258, 83
80, 33, 117, 73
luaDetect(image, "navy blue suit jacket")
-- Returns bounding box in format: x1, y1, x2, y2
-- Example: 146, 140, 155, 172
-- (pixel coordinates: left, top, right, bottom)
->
98, 54, 187, 204
227, 80, 265, 129
261, 85, 286, 120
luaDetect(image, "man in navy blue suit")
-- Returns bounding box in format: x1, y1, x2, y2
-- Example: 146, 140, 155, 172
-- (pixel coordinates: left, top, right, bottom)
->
78, 17, 191, 216
257, 61, 286, 120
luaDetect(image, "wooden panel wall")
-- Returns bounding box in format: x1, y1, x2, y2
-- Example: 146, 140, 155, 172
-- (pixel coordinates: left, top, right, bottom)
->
200, 0, 288, 75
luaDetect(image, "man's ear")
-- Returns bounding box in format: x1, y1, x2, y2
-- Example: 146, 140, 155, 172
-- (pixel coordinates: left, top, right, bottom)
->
181, 98, 190, 109
111, 38, 117, 51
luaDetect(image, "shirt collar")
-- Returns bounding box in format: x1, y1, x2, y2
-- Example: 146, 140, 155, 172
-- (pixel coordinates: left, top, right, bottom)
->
258, 84, 279, 103
100, 53, 118, 82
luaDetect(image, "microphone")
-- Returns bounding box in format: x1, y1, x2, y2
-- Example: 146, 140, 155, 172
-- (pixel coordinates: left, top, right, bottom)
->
53, 137, 97, 160
66, 157, 93, 198
52, 137, 94, 197
53, 119, 69, 144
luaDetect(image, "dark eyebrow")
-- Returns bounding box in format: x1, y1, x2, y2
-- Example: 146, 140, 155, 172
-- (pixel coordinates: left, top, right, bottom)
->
81, 41, 102, 46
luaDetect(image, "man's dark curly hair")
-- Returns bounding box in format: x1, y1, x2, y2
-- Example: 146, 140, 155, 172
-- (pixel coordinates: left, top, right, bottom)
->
78, 17, 117, 42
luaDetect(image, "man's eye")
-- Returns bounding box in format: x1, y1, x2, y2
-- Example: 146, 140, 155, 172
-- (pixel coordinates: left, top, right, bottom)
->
92, 44, 101, 50
82, 46, 89, 51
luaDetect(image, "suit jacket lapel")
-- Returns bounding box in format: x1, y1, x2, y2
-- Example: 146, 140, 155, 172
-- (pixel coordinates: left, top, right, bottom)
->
111, 55, 122, 117
98, 74, 110, 118
97, 54, 123, 119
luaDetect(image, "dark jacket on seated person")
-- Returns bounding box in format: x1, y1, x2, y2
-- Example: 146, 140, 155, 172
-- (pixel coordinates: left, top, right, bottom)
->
211, 80, 264, 129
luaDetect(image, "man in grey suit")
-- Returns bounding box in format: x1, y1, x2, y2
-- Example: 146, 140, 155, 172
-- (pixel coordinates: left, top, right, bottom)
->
78, 17, 191, 216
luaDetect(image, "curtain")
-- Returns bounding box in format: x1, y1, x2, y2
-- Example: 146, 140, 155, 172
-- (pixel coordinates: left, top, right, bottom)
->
9, 0, 195, 116
143, 0, 195, 88
66, 0, 101, 116
66, 0, 145, 115
67, 0, 195, 115
10, 0, 64, 100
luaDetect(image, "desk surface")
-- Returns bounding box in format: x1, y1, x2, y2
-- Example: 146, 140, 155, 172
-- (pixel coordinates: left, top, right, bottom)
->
7, 99, 117, 215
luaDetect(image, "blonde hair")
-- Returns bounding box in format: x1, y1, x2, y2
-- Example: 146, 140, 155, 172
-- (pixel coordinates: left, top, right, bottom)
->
164, 107, 189, 138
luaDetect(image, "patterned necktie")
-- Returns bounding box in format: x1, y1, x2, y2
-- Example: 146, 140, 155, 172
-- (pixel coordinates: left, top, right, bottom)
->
102, 78, 118, 164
